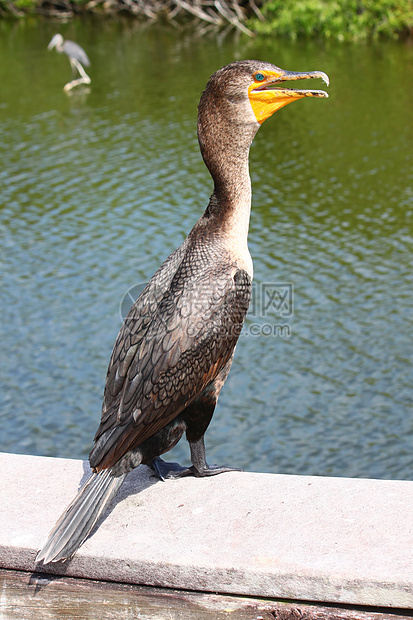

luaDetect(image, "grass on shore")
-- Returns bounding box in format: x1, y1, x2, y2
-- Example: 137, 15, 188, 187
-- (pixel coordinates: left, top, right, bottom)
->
249, 0, 413, 41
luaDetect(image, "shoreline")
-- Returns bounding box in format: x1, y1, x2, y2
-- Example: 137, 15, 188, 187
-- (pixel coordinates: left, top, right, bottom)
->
1, 0, 412, 42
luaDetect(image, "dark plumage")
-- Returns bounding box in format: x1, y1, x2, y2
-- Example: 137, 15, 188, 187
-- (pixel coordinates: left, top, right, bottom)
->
37, 60, 328, 564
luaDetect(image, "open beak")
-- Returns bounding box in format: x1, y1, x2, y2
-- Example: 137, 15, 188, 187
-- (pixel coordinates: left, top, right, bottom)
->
255, 70, 329, 96
249, 68, 329, 124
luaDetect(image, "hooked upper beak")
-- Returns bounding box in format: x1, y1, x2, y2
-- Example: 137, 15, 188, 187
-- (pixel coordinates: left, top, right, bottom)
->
251, 70, 329, 98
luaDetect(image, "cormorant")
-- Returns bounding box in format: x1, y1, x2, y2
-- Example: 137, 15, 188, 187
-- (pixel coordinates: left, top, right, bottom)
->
37, 60, 329, 564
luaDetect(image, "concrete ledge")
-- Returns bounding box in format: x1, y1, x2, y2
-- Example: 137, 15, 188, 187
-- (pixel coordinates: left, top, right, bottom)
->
1, 451, 413, 608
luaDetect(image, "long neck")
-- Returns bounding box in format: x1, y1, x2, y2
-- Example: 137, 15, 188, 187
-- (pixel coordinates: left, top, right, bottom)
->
195, 94, 259, 278
197, 93, 259, 237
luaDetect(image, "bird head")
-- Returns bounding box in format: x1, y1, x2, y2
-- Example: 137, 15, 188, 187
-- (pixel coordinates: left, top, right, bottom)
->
47, 34, 64, 52
247, 62, 329, 124
197, 60, 329, 184
199, 60, 329, 128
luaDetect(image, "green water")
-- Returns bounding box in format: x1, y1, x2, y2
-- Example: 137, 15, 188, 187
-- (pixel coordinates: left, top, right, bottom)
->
0, 19, 412, 479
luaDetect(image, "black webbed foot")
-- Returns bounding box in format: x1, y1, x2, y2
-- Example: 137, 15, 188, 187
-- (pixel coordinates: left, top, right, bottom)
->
187, 436, 241, 477
185, 463, 242, 478
148, 457, 241, 480
148, 457, 189, 481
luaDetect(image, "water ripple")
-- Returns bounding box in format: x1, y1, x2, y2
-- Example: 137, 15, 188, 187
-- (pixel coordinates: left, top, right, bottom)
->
0, 26, 412, 479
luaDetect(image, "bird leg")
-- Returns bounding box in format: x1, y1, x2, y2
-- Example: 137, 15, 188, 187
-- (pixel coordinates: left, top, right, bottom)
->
148, 368, 242, 480
71, 58, 91, 83
64, 58, 91, 92
188, 435, 242, 476
148, 436, 241, 480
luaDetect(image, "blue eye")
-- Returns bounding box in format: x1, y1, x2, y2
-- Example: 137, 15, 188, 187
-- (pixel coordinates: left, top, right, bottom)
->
255, 73, 265, 82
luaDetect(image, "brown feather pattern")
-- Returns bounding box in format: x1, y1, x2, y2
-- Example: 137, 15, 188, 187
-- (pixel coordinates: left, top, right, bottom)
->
90, 231, 251, 472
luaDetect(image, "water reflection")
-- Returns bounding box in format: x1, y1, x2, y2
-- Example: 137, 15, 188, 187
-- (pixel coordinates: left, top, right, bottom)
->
0, 21, 412, 479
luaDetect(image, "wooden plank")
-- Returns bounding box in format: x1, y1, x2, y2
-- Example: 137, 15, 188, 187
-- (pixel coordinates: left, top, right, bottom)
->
0, 569, 411, 620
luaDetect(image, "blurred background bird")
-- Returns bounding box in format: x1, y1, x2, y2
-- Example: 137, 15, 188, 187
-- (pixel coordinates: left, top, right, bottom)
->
47, 33, 91, 92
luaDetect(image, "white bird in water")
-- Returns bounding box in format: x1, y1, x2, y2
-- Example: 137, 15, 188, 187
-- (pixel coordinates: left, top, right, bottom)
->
48, 33, 91, 92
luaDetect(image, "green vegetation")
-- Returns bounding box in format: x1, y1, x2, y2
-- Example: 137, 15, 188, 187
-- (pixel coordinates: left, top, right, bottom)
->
249, 0, 413, 40
1, 0, 412, 41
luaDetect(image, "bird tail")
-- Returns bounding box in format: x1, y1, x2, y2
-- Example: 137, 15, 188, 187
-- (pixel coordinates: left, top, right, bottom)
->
36, 469, 127, 564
